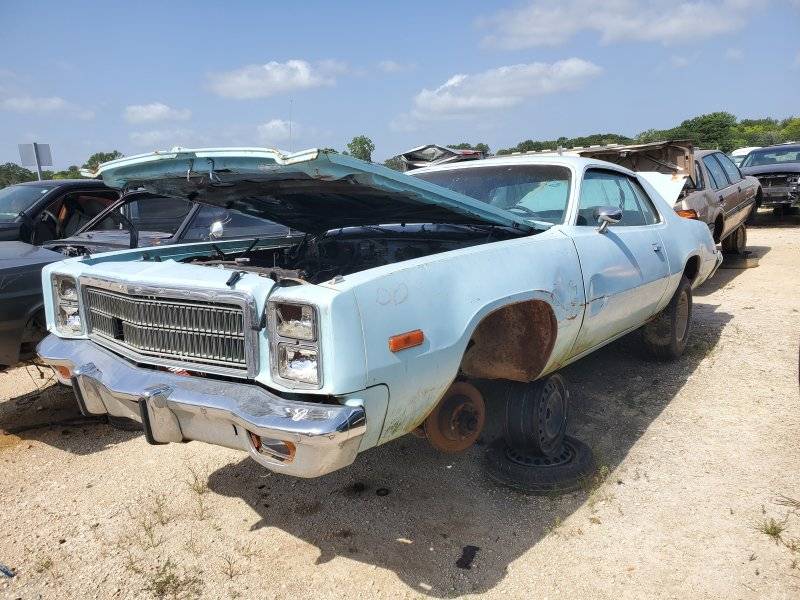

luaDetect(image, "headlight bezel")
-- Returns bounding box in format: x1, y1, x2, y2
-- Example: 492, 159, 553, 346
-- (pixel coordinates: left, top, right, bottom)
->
267, 301, 322, 389
51, 274, 85, 337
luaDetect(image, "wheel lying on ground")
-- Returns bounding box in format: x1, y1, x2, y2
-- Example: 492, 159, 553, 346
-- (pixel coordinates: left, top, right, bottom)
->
485, 435, 594, 495
501, 374, 568, 457
642, 275, 692, 361
721, 224, 747, 255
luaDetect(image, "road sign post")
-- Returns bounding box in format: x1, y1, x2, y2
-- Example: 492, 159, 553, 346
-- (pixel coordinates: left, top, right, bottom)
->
18, 143, 53, 181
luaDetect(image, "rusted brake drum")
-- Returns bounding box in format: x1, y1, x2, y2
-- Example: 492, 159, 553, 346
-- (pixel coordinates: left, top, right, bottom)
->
423, 381, 486, 453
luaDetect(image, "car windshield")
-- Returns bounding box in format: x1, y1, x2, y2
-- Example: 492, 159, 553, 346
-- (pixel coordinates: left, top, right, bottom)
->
0, 185, 50, 220
741, 148, 800, 167
411, 164, 571, 225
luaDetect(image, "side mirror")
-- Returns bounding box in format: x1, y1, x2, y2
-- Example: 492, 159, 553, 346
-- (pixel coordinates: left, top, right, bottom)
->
593, 206, 622, 233
209, 220, 224, 240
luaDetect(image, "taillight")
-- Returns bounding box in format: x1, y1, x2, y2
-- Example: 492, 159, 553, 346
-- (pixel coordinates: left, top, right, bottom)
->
675, 209, 699, 219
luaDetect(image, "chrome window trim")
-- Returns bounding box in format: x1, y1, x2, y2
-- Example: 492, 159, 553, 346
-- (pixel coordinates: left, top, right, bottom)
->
78, 275, 260, 379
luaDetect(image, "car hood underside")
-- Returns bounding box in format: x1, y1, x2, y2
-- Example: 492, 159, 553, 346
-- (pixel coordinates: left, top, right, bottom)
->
88, 148, 535, 234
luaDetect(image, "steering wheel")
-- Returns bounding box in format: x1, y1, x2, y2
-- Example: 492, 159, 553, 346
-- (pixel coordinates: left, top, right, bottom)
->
507, 205, 542, 219
41, 209, 59, 226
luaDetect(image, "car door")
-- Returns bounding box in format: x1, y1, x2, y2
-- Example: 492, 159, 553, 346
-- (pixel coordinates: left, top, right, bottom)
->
564, 168, 670, 357
701, 154, 738, 240
714, 152, 753, 230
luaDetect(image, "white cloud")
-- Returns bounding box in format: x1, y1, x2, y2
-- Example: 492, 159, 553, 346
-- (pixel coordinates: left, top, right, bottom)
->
124, 102, 191, 123
256, 119, 293, 144
378, 60, 416, 74
391, 58, 601, 131
129, 128, 204, 148
208, 59, 346, 99
0, 95, 94, 119
478, 0, 762, 48
415, 59, 601, 118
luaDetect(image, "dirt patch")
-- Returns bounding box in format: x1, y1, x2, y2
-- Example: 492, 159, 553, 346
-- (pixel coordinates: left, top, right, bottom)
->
0, 217, 798, 599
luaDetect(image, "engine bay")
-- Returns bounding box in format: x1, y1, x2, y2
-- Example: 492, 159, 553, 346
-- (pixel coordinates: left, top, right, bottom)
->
183, 223, 529, 284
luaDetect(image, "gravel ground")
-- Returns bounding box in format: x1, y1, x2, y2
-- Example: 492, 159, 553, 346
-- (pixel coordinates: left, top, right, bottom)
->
1, 213, 799, 600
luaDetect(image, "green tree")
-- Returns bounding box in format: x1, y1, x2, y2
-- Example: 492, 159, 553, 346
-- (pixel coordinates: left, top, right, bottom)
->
383, 156, 404, 171
51, 165, 83, 180
82, 151, 123, 171
346, 136, 375, 162
0, 163, 36, 189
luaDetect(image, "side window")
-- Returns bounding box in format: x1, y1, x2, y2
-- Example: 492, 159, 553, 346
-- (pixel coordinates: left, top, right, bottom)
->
628, 178, 660, 225
182, 205, 290, 241
91, 196, 192, 235
715, 152, 742, 183
37, 190, 118, 240
577, 170, 649, 227
702, 155, 730, 189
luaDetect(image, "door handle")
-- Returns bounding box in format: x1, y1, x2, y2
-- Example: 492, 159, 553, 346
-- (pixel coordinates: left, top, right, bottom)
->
652, 243, 661, 252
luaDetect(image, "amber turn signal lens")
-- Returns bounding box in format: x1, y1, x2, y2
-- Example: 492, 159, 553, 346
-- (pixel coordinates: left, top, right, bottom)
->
388, 329, 425, 352
675, 209, 699, 219
55, 366, 72, 380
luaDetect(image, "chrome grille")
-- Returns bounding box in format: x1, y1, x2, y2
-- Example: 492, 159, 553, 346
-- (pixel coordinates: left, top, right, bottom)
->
85, 287, 247, 370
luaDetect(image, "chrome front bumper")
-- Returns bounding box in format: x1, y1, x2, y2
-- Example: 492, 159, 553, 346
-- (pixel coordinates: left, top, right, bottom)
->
37, 335, 366, 477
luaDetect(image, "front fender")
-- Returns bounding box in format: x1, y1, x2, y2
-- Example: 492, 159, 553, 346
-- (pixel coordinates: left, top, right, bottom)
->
340, 229, 585, 445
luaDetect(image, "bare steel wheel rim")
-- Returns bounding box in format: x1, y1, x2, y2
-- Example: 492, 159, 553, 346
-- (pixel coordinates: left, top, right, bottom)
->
535, 377, 567, 455
505, 438, 576, 467
675, 291, 690, 343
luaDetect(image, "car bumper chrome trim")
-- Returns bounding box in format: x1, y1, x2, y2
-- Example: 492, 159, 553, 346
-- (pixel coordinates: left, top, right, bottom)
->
37, 335, 366, 478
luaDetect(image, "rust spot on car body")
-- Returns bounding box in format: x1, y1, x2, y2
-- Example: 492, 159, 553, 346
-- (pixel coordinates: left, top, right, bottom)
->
460, 300, 556, 382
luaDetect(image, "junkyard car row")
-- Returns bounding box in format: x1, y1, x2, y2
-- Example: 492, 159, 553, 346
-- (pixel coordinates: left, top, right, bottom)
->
35, 146, 723, 478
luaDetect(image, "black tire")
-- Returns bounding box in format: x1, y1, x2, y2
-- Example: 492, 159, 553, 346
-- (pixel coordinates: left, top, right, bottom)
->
642, 275, 692, 361
721, 224, 747, 255
485, 436, 594, 495
746, 195, 760, 224
773, 205, 785, 218
107, 415, 143, 431
501, 375, 568, 457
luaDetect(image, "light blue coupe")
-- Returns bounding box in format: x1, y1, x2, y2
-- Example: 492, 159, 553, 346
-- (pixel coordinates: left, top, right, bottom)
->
37, 148, 721, 477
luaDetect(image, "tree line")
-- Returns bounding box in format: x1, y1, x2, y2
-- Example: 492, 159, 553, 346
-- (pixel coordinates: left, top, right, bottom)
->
2, 113, 796, 188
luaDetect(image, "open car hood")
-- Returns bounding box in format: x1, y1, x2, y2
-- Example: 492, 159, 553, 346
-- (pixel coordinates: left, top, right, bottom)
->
87, 148, 535, 233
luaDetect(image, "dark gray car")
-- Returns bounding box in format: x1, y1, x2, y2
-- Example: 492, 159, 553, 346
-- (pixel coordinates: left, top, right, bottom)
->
0, 179, 118, 244
740, 143, 800, 216
0, 242, 64, 369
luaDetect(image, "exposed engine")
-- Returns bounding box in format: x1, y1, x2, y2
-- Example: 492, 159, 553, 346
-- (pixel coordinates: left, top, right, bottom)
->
184, 224, 528, 284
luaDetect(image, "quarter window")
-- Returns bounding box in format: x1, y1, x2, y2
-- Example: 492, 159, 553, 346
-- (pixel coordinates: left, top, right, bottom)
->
702, 155, 730, 189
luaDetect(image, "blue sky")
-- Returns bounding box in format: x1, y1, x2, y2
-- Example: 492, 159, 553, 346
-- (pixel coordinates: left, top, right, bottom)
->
1, 0, 798, 168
